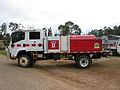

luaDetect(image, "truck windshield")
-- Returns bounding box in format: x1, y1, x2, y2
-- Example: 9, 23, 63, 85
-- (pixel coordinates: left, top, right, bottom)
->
11, 31, 25, 43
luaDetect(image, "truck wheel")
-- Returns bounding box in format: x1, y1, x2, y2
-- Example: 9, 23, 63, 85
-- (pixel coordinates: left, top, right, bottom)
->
18, 55, 32, 68
76, 55, 92, 69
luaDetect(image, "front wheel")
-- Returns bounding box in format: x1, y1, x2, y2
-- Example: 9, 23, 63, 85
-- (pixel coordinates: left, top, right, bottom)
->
18, 55, 33, 68
76, 55, 92, 69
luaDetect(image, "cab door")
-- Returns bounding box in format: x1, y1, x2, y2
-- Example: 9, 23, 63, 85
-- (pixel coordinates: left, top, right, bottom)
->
10, 31, 25, 57
25, 32, 43, 51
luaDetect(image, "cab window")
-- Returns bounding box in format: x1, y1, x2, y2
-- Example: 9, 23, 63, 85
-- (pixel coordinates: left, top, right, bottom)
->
12, 31, 25, 43
29, 32, 40, 39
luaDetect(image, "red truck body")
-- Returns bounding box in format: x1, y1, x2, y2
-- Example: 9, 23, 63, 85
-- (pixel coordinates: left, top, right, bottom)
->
70, 35, 102, 52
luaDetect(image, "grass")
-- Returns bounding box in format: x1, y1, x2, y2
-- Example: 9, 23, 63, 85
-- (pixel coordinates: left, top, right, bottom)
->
0, 50, 7, 55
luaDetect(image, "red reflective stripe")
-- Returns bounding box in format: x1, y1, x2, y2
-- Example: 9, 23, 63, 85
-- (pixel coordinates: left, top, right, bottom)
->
31, 44, 36, 46
17, 44, 21, 47
25, 44, 29, 47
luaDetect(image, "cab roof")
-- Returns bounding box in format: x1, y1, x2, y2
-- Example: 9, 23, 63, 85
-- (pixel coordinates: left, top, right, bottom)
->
14, 29, 41, 32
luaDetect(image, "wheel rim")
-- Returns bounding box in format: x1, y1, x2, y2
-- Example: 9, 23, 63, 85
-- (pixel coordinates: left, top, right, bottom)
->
79, 58, 89, 67
19, 56, 28, 66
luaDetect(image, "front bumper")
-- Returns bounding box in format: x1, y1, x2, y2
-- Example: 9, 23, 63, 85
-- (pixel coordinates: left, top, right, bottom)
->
9, 53, 16, 59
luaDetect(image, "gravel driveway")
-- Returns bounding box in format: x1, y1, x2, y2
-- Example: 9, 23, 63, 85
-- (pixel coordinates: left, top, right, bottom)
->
0, 54, 120, 90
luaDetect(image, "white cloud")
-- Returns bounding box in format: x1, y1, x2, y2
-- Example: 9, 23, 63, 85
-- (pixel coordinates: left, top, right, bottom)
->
1, 0, 120, 33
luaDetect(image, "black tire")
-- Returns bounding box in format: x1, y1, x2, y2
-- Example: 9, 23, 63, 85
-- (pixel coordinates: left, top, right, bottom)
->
18, 55, 33, 68
76, 55, 92, 69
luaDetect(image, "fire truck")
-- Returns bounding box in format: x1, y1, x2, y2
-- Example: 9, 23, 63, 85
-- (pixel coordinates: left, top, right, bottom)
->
8, 29, 106, 68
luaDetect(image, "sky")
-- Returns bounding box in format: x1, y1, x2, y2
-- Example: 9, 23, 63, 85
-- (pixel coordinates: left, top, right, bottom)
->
1, 0, 120, 34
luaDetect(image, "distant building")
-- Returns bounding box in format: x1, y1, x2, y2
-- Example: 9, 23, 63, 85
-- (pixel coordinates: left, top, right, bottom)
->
108, 35, 120, 40
107, 35, 120, 45
102, 35, 120, 44
101, 35, 120, 50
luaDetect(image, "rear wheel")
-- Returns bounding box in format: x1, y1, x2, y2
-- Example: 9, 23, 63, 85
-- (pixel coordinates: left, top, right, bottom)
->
18, 55, 33, 68
76, 55, 92, 69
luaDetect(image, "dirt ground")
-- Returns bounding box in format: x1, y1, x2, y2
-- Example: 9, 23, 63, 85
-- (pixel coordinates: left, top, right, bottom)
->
0, 54, 120, 90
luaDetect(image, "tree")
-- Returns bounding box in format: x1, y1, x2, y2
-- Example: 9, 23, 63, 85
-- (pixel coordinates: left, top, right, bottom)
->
1, 23, 7, 35
72, 24, 81, 35
58, 21, 81, 36
65, 21, 74, 33
88, 29, 98, 36
113, 26, 118, 35
42, 28, 53, 36
9, 22, 19, 32
99, 29, 104, 37
3, 33, 11, 46
0, 23, 11, 47
103, 26, 109, 36
0, 23, 7, 48
88, 25, 120, 36
48, 27, 52, 36
58, 25, 69, 36
117, 25, 120, 35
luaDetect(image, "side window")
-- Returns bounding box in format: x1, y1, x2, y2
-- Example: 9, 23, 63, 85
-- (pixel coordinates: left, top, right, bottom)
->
12, 32, 25, 43
29, 32, 40, 39
119, 43, 120, 46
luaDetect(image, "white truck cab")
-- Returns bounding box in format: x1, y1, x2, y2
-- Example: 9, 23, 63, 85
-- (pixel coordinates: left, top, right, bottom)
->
9, 30, 44, 59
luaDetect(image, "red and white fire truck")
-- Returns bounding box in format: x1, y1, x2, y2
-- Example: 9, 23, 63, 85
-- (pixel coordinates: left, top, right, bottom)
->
8, 29, 106, 68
